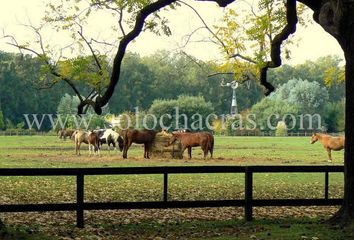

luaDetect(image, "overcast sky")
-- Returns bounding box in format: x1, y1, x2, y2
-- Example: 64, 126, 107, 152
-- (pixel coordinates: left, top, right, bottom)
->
0, 0, 344, 65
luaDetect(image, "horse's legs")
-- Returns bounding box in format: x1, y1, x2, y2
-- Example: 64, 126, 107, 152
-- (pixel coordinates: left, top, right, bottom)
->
209, 140, 214, 159
210, 147, 213, 159
188, 147, 192, 159
180, 145, 187, 158
146, 143, 153, 159
77, 142, 81, 156
202, 146, 208, 159
327, 148, 332, 162
143, 143, 148, 159
75, 143, 77, 155
123, 140, 132, 159
96, 143, 100, 156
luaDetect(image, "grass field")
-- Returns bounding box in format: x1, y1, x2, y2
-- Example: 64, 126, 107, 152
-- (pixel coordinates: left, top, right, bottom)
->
0, 135, 351, 239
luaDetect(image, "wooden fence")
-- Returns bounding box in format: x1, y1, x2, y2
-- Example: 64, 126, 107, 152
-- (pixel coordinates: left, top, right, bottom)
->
0, 165, 344, 228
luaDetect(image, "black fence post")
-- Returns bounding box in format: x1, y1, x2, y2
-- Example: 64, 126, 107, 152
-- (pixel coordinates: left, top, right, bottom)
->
325, 171, 329, 200
163, 172, 168, 202
77, 174, 85, 228
245, 167, 253, 221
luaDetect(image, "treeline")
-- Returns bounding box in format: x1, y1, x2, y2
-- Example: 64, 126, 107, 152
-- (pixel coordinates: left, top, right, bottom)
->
0, 51, 345, 132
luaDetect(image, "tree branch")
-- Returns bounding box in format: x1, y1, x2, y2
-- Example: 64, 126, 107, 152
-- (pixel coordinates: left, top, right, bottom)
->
179, 0, 232, 56
4, 34, 85, 102
91, 0, 177, 115
196, 0, 235, 7
76, 24, 103, 73
259, 0, 298, 95
229, 53, 257, 64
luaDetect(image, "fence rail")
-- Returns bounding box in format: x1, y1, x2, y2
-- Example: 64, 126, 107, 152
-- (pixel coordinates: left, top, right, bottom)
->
0, 165, 344, 228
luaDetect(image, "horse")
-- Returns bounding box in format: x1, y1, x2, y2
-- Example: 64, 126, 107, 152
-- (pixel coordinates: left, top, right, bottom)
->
94, 129, 124, 152
72, 130, 100, 156
58, 129, 75, 140
121, 129, 158, 159
167, 131, 214, 159
310, 133, 345, 162
174, 128, 192, 133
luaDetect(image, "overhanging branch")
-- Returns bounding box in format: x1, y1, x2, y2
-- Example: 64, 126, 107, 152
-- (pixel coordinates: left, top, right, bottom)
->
87, 0, 239, 115
260, 0, 298, 95
91, 0, 177, 115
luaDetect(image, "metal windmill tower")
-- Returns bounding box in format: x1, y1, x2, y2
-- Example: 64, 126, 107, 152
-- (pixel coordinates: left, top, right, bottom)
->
221, 79, 239, 116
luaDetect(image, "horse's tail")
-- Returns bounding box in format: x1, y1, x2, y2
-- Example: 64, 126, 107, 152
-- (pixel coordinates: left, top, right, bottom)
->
209, 134, 214, 158
94, 135, 100, 152
122, 130, 128, 146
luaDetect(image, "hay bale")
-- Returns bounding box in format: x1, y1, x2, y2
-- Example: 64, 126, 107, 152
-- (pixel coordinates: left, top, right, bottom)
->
151, 133, 183, 159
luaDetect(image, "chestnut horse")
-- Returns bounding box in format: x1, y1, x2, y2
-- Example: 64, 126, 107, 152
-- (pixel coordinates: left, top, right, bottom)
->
121, 129, 158, 159
310, 133, 345, 162
167, 131, 214, 159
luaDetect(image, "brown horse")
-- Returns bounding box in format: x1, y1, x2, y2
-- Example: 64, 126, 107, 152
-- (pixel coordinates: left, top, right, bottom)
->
167, 131, 214, 159
310, 133, 345, 162
121, 129, 158, 159
58, 129, 75, 140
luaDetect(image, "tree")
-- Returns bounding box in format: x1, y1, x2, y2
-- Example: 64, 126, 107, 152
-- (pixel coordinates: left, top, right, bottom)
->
267, 55, 345, 103
250, 98, 299, 131
271, 78, 329, 114
323, 100, 345, 132
148, 95, 214, 130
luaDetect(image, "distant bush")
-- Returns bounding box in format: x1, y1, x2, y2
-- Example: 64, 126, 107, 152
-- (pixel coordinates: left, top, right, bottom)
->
275, 121, 288, 136
148, 95, 214, 130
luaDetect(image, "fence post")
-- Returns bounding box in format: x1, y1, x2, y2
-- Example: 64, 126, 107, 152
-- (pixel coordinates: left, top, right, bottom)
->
245, 167, 253, 221
163, 172, 168, 202
325, 171, 329, 200
76, 174, 85, 228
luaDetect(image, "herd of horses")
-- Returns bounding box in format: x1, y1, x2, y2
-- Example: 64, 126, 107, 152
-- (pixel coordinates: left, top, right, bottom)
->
58, 128, 345, 162
57, 128, 215, 159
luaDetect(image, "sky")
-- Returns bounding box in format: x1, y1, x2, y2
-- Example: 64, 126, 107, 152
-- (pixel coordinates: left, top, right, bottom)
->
0, 0, 344, 66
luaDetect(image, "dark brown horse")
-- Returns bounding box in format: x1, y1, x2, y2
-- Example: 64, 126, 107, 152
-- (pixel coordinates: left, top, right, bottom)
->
122, 129, 158, 159
167, 131, 214, 159
58, 129, 75, 140
310, 133, 345, 162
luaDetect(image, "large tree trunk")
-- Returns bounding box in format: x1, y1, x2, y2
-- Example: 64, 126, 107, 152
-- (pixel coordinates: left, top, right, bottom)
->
329, 17, 354, 224
312, 0, 354, 224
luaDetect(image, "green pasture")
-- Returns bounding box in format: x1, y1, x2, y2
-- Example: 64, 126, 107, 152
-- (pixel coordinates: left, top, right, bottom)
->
0, 135, 348, 239
0, 135, 344, 203
0, 135, 345, 166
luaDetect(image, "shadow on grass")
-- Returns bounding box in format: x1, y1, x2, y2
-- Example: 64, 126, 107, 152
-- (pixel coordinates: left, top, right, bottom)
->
80, 218, 354, 240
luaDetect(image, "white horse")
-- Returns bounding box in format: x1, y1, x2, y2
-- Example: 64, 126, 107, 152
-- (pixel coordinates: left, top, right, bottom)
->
96, 129, 124, 153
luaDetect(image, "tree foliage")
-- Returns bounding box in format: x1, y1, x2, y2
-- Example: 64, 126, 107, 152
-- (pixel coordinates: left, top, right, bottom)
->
251, 98, 299, 131
148, 95, 214, 130
0, 110, 4, 130
271, 78, 329, 114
